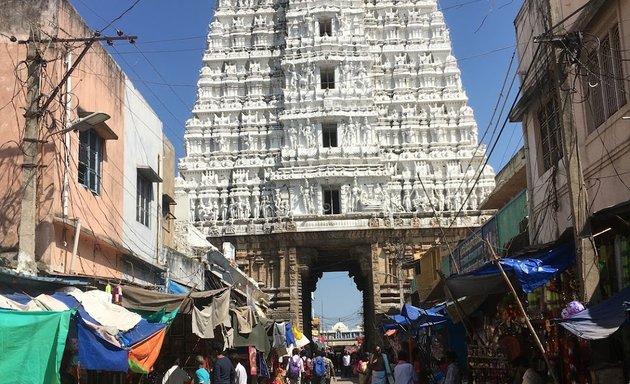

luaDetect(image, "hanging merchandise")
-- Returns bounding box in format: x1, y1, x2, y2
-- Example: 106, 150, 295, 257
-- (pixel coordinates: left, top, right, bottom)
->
112, 284, 123, 305
249, 346, 258, 375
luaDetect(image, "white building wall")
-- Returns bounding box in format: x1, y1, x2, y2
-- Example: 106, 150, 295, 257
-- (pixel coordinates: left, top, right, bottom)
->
123, 78, 164, 263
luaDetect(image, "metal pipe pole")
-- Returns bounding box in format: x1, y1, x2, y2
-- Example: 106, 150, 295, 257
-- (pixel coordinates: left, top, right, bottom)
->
486, 241, 559, 384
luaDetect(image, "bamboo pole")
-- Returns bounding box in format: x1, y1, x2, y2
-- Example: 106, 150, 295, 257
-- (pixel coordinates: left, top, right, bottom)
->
485, 240, 559, 384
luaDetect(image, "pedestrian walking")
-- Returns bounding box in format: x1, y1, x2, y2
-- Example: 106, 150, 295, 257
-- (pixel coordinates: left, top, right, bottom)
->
286, 348, 305, 384
301, 350, 313, 384
312, 350, 328, 384
368, 346, 386, 384
393, 351, 417, 384
354, 353, 369, 384
194, 355, 211, 384
162, 358, 190, 384
231, 352, 248, 384
213, 350, 237, 384
342, 351, 351, 378
324, 353, 336, 384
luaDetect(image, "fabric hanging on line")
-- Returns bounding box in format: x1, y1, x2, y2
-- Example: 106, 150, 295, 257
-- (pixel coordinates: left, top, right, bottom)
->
77, 316, 129, 372
222, 325, 234, 351
112, 285, 123, 305
233, 320, 272, 355
272, 322, 285, 347
292, 323, 303, 340
121, 285, 225, 313
232, 306, 257, 334
0, 310, 72, 384
211, 288, 231, 328
285, 322, 296, 346
128, 327, 167, 373
191, 305, 216, 339
256, 349, 271, 378
292, 323, 310, 348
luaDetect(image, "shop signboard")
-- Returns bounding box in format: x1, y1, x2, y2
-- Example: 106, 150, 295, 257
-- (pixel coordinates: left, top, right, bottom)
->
459, 228, 483, 273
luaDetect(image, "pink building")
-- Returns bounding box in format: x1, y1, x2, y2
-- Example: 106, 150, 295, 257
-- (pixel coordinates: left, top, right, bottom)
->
0, 0, 172, 283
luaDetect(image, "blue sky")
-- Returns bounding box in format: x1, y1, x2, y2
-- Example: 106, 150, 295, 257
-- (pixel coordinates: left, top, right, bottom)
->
69, 0, 525, 328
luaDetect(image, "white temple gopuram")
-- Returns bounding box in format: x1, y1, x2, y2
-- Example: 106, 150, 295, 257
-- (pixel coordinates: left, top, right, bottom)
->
176, 0, 495, 237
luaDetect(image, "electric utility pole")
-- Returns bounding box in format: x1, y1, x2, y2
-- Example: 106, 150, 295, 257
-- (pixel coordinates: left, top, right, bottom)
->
14, 30, 136, 275
16, 29, 43, 274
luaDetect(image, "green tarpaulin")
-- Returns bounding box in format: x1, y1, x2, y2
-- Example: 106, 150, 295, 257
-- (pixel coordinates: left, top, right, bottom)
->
0, 310, 72, 384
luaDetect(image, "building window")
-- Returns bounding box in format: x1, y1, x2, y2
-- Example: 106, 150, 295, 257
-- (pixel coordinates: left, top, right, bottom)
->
319, 18, 332, 37
322, 123, 338, 147
323, 189, 340, 214
583, 24, 626, 131
537, 96, 563, 171
137, 173, 152, 227
78, 129, 103, 194
320, 67, 335, 90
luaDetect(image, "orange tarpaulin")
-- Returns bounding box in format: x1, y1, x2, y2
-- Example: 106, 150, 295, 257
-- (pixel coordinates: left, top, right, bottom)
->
128, 328, 166, 373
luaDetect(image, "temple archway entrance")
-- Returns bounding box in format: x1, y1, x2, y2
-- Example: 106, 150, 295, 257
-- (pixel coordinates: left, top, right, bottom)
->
311, 272, 364, 352
211, 226, 474, 350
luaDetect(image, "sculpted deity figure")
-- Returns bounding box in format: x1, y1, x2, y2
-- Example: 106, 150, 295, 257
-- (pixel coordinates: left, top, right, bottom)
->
242, 133, 252, 150
395, 53, 406, 67
287, 124, 298, 148
221, 195, 229, 220
341, 185, 350, 213
303, 124, 315, 148
403, 189, 413, 212
250, 60, 260, 73
351, 178, 362, 212
253, 195, 260, 219
211, 201, 219, 224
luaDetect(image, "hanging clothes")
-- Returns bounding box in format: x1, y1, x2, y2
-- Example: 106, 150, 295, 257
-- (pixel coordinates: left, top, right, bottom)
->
191, 305, 216, 339
257, 349, 271, 378
285, 322, 296, 346
273, 322, 286, 347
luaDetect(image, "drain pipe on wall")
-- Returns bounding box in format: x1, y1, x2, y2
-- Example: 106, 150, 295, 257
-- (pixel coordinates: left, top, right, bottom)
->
68, 218, 81, 274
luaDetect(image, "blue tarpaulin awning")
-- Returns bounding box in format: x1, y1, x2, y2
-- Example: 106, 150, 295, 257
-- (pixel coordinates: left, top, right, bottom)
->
558, 286, 630, 340
167, 279, 189, 294
385, 304, 448, 331
445, 242, 576, 299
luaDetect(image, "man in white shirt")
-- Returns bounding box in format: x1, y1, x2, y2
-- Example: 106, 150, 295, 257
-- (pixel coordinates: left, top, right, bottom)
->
162, 358, 190, 384
231, 352, 248, 384
342, 351, 351, 378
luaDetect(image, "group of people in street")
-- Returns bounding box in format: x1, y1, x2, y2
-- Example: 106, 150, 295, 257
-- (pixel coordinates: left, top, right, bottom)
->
349, 346, 462, 384
284, 348, 337, 384
152, 349, 248, 384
